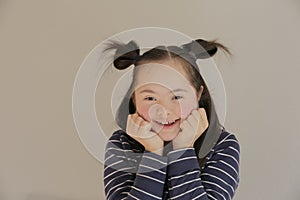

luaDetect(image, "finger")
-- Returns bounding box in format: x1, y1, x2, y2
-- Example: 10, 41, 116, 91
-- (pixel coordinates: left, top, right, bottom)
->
183, 109, 197, 130
135, 116, 144, 126
131, 114, 144, 134
198, 108, 209, 128
131, 113, 139, 122
180, 120, 191, 130
140, 120, 151, 132
126, 114, 137, 137
140, 120, 149, 127
188, 109, 199, 128
140, 123, 155, 139
198, 108, 206, 119
143, 128, 156, 138
136, 116, 151, 136
126, 114, 132, 126
192, 109, 200, 121
131, 117, 143, 137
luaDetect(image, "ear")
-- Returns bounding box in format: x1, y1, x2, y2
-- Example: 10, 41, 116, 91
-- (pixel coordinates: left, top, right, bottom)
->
197, 85, 204, 101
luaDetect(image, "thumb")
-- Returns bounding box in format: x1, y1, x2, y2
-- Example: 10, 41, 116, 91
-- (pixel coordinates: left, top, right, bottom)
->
198, 108, 209, 129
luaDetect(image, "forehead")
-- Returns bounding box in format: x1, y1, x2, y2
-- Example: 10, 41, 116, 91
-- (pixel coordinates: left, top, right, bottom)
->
134, 62, 191, 92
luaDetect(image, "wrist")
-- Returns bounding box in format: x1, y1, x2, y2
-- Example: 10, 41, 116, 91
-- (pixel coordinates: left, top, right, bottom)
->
146, 147, 163, 156
173, 140, 194, 150
173, 144, 193, 150
145, 144, 163, 156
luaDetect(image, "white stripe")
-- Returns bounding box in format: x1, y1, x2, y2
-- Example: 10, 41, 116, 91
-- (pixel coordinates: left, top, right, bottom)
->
224, 139, 239, 144
205, 160, 218, 165
206, 188, 227, 200
201, 173, 234, 193
217, 134, 239, 145
169, 178, 201, 190
142, 155, 167, 165
104, 160, 123, 170
104, 154, 114, 162
169, 156, 197, 164
219, 160, 239, 176
111, 182, 132, 194
229, 146, 240, 155
215, 146, 239, 155
104, 173, 132, 189
132, 186, 161, 199
191, 192, 206, 200
216, 134, 232, 145
168, 147, 194, 155
127, 157, 138, 163
169, 170, 199, 180
202, 180, 231, 200
106, 180, 133, 197
132, 149, 142, 152
127, 193, 139, 200
106, 147, 133, 153
216, 152, 239, 166
105, 154, 135, 163
207, 193, 218, 200
139, 164, 166, 174
207, 166, 238, 184
109, 139, 121, 143
136, 173, 165, 184
104, 166, 135, 180
172, 185, 204, 199
121, 141, 130, 145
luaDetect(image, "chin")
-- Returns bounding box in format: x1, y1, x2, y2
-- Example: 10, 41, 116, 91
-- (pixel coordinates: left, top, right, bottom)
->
158, 131, 179, 142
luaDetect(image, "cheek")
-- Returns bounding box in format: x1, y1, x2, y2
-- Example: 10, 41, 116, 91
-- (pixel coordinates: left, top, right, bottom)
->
136, 104, 151, 122
179, 100, 199, 119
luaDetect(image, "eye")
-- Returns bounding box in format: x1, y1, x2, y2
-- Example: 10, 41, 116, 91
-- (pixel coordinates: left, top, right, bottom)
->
144, 96, 157, 101
173, 95, 183, 100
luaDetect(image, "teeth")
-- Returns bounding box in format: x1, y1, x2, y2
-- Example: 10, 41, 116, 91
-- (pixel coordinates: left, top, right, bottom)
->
161, 120, 175, 125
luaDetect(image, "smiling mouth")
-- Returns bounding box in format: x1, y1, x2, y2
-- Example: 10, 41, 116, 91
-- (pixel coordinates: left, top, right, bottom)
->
153, 119, 180, 127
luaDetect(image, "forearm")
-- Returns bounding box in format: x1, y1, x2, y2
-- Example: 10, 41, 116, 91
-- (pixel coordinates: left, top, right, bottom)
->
167, 133, 240, 200
104, 149, 167, 200
167, 148, 210, 200
130, 151, 168, 199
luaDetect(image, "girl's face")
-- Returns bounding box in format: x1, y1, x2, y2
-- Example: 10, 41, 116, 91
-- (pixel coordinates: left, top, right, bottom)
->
133, 60, 201, 141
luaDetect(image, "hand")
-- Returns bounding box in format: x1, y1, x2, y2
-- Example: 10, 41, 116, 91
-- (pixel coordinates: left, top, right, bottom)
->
126, 113, 164, 156
173, 108, 209, 150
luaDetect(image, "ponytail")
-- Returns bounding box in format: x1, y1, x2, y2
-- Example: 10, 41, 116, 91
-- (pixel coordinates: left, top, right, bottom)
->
104, 40, 140, 70
181, 39, 231, 59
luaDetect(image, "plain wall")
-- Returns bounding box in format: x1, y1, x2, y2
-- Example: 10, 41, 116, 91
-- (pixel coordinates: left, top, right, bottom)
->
1, 0, 300, 199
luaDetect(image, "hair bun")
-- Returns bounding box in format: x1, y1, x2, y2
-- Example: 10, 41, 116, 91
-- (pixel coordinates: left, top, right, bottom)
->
106, 40, 140, 70
181, 39, 218, 59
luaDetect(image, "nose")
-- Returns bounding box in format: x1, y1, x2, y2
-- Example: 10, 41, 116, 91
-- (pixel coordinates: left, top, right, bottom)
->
148, 103, 170, 121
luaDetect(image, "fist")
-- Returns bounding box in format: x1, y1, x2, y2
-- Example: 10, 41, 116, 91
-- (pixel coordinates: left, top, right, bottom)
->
126, 113, 164, 155
173, 108, 209, 149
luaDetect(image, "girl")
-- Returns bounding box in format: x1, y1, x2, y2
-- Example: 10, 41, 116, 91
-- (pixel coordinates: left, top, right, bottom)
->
103, 39, 240, 200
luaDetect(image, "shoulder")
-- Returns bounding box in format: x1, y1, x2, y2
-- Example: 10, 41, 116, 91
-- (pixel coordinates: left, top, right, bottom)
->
204, 130, 240, 168
204, 130, 240, 165
215, 130, 240, 151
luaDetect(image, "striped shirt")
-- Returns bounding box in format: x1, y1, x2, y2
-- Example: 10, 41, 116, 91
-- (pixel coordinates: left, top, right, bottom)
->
104, 130, 240, 200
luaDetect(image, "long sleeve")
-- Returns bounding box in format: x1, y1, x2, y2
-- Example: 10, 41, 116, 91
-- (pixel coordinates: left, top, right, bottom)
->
167, 132, 240, 200
104, 130, 168, 200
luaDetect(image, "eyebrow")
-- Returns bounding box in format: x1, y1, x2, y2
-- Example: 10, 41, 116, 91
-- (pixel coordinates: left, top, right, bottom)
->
138, 88, 188, 94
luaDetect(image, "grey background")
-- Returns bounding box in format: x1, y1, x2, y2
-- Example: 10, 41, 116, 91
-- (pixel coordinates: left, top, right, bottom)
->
1, 0, 299, 199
